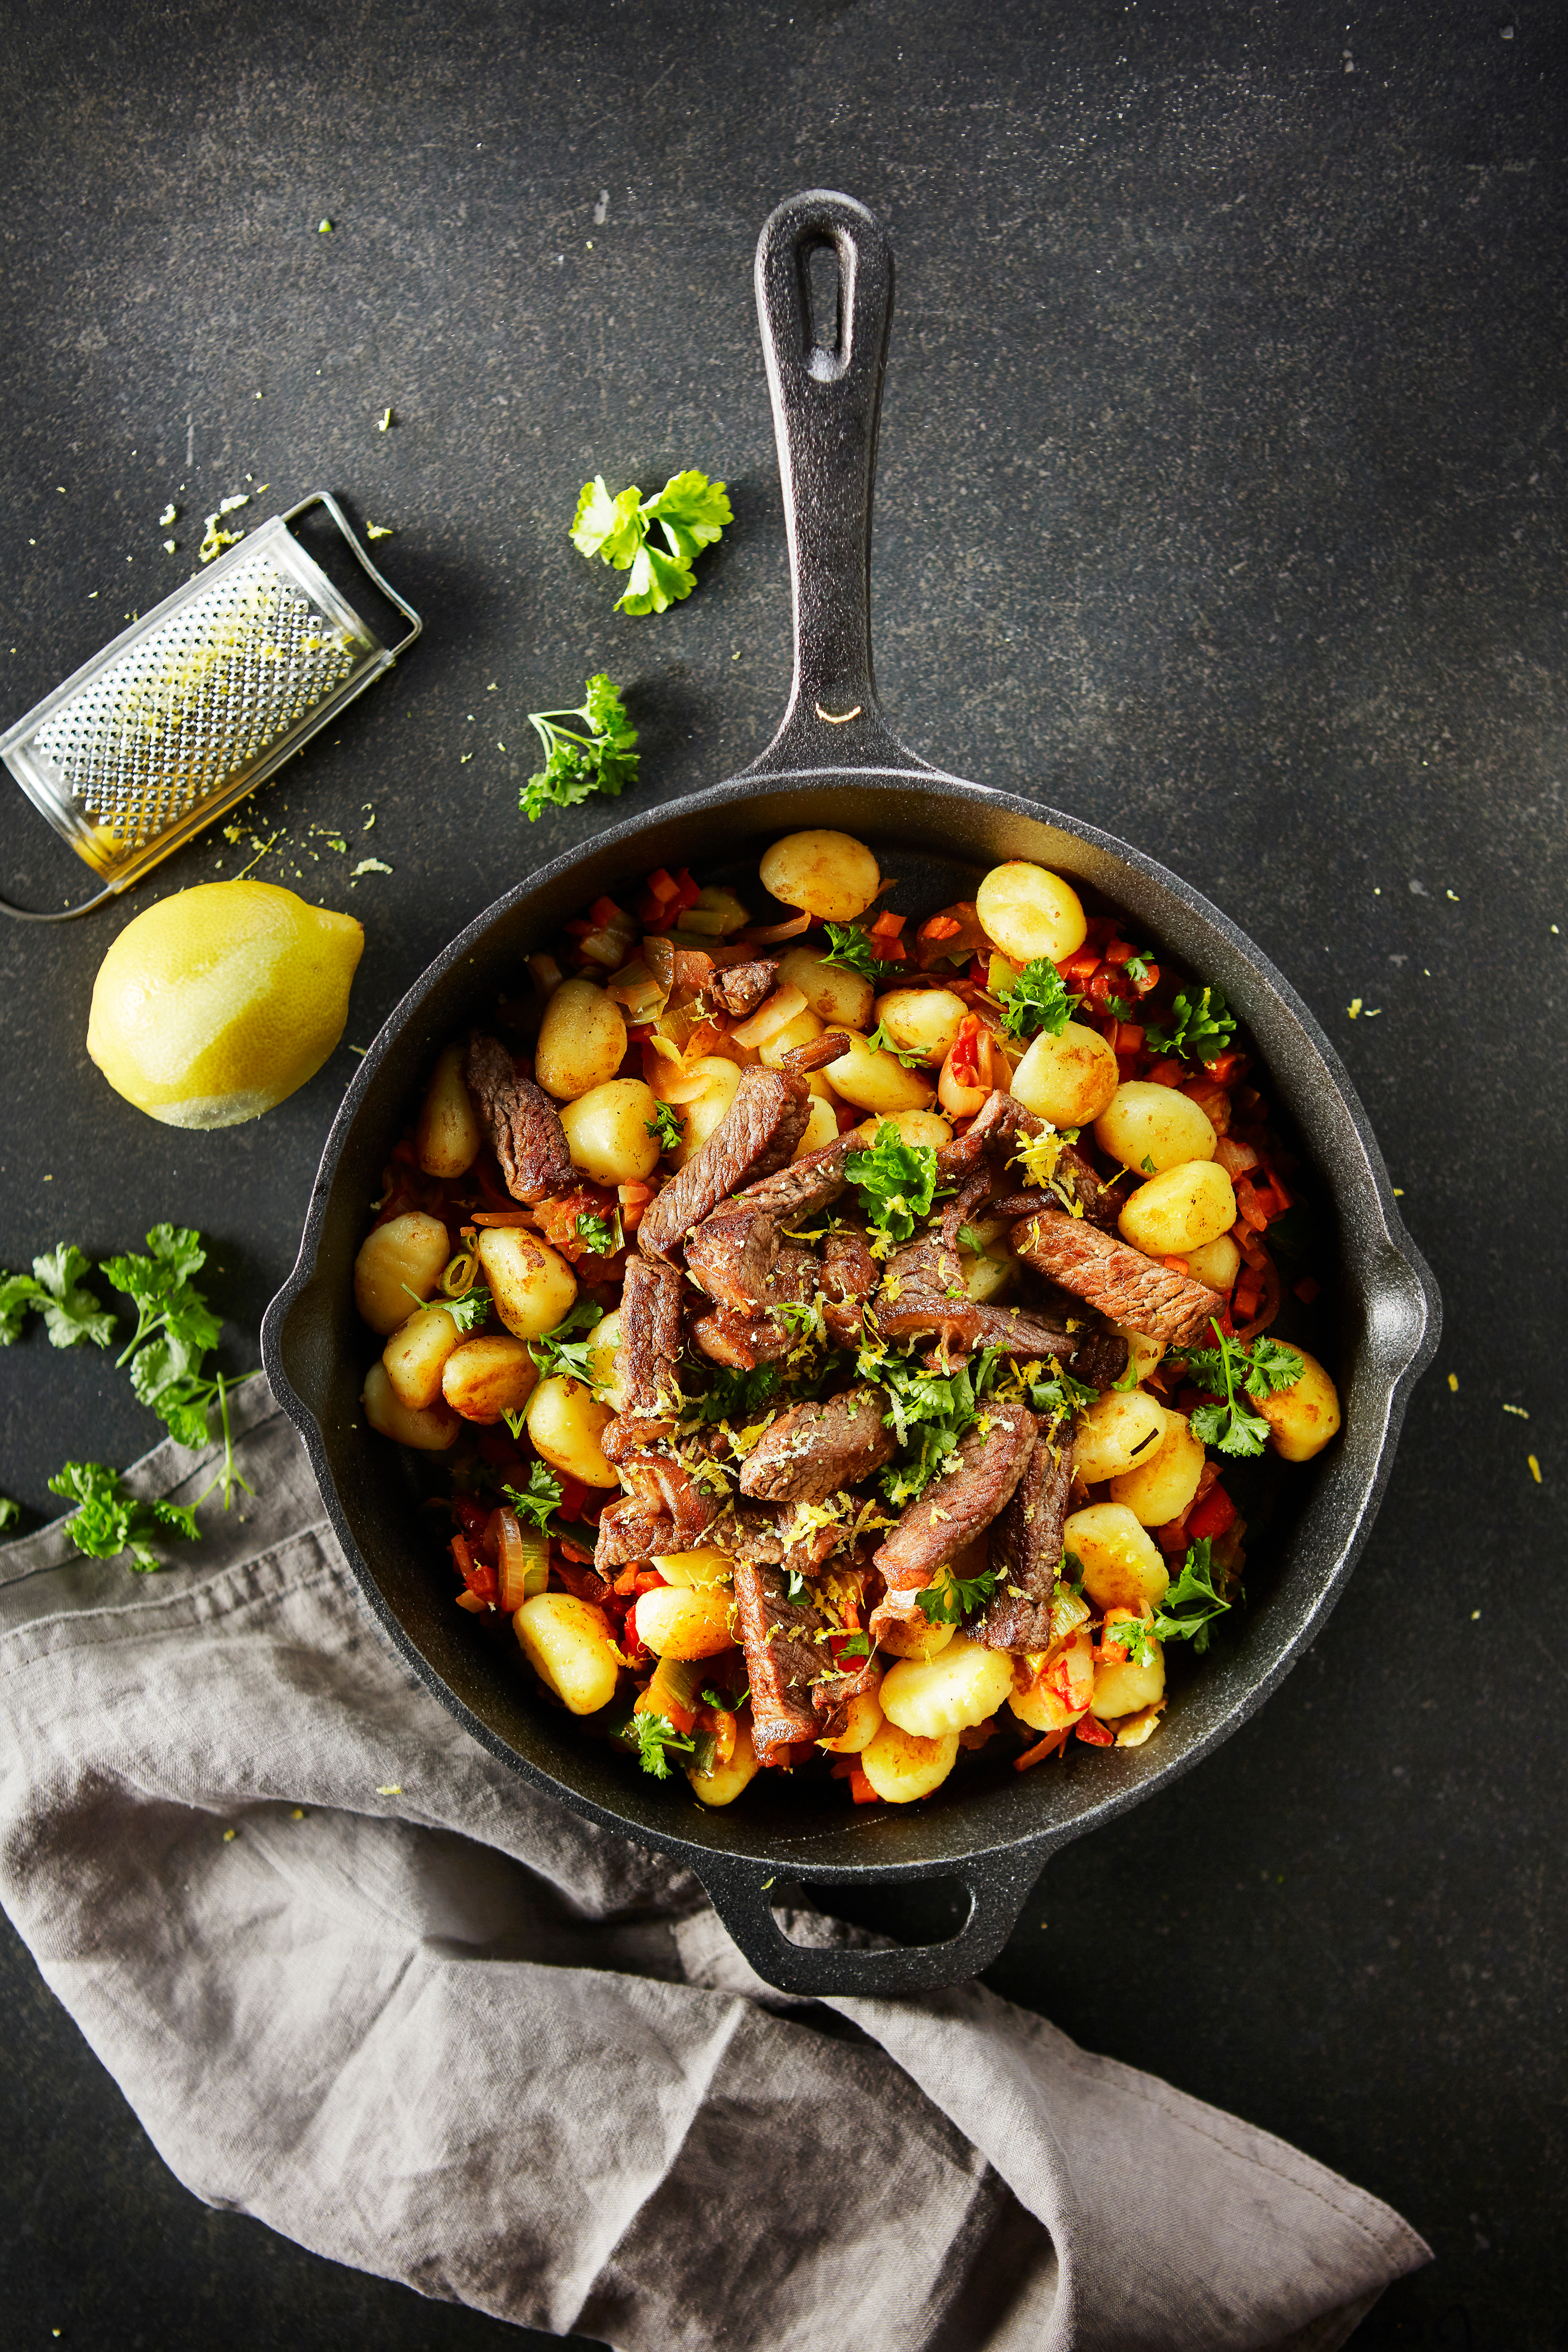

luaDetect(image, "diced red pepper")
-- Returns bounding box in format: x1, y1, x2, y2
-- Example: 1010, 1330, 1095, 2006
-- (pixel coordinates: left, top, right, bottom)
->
1113, 1021, 1145, 1056
644, 867, 682, 907
451, 1535, 499, 1610
1144, 1057, 1183, 1088
1155, 1513, 1191, 1554
1203, 1049, 1245, 1086
562, 916, 592, 938
1059, 945, 1102, 984
1187, 1484, 1238, 1540
1075, 1713, 1114, 1746
922, 914, 963, 942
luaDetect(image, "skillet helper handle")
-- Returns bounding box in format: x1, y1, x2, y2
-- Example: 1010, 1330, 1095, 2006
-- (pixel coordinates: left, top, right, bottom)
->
689, 1848, 1047, 2000
748, 189, 928, 777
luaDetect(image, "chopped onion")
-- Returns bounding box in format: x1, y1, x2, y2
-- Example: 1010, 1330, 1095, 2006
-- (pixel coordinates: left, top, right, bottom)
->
492, 1507, 549, 1612
731, 982, 808, 1049
735, 911, 811, 947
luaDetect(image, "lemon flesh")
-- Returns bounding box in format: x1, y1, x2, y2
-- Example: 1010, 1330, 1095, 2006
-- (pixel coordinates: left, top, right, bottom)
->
87, 879, 365, 1129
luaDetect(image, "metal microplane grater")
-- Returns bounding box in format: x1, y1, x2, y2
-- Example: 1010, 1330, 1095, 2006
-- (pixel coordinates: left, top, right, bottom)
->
0, 491, 420, 921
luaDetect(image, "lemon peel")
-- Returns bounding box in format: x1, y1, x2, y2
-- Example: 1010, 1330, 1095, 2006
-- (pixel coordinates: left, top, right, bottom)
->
86, 880, 363, 1129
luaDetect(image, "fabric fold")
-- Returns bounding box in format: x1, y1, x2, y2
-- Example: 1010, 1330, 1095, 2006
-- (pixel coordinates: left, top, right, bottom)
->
0, 1378, 1428, 2349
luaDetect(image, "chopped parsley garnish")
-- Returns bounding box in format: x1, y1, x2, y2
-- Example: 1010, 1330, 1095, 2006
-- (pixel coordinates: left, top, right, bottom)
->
103, 1226, 251, 1506
502, 1461, 564, 1532
645, 1101, 685, 1150
687, 1360, 784, 1425
47, 1460, 200, 1575
871, 1345, 1006, 1503
570, 468, 732, 614
522, 673, 639, 823
1145, 1538, 1234, 1652
1122, 951, 1154, 983
631, 1710, 697, 1779
844, 1124, 938, 1247
1184, 1324, 1303, 1458
0, 1245, 117, 1351
1144, 982, 1236, 1063
997, 957, 1080, 1043
1026, 1363, 1099, 1419
574, 1209, 621, 1256
1139, 1154, 1157, 1174
819, 922, 905, 981
916, 1563, 1003, 1625
528, 1296, 607, 1387
834, 1632, 871, 1658
436, 1284, 492, 1334
865, 1020, 926, 1069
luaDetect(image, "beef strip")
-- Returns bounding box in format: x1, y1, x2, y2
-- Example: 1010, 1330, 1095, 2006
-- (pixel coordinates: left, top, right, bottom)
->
594, 1492, 677, 1571
722, 1502, 855, 1579
613, 1452, 717, 1546
637, 1034, 849, 1260
463, 1034, 574, 1204
876, 1235, 1075, 1361
975, 1421, 1075, 1650
873, 1398, 1040, 1592
934, 1088, 1043, 1182
731, 1561, 827, 1763
603, 1254, 687, 1451
685, 1134, 853, 1315
820, 1218, 878, 1342
1011, 1210, 1224, 1348
707, 956, 781, 1016
1052, 1144, 1128, 1234
738, 1387, 895, 1505
1070, 1319, 1130, 1390
688, 1244, 818, 1368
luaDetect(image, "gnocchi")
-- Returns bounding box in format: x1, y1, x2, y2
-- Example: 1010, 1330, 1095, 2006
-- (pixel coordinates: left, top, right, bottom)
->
760, 829, 881, 921
356, 824, 1337, 1811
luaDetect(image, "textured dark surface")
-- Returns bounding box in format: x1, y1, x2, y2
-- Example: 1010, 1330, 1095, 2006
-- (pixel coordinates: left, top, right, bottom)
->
0, 2, 1563, 2346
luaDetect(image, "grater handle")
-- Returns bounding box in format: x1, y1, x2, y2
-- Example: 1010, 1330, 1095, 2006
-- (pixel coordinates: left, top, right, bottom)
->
283, 492, 423, 657
0, 878, 120, 921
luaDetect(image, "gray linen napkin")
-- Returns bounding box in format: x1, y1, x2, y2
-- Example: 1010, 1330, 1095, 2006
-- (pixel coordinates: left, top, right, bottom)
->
0, 1376, 1428, 2350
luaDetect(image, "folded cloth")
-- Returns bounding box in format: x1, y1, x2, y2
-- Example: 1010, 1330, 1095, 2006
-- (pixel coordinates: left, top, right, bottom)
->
0, 1376, 1428, 2350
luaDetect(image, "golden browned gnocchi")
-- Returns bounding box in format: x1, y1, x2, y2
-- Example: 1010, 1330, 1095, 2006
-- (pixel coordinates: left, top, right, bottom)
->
356, 823, 1339, 1813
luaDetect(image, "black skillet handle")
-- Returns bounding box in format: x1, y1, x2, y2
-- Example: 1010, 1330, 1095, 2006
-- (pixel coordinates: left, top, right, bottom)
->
688, 1845, 1051, 2000
745, 190, 932, 780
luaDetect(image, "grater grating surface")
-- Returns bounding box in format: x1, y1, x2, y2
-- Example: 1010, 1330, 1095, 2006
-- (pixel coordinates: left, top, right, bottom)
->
0, 493, 420, 919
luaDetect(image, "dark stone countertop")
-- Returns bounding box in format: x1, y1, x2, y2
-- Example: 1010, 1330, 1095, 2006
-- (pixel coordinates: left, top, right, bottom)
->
0, 3, 1563, 2345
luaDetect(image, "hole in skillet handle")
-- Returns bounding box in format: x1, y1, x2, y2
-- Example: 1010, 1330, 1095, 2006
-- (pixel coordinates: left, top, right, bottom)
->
688, 1844, 1056, 1999
802, 236, 843, 367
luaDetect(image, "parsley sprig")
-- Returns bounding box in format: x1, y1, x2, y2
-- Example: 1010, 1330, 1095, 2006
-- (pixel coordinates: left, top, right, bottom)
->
1183, 1323, 1303, 1458
1026, 1364, 1099, 1419
575, 1208, 622, 1256
916, 1563, 1003, 1626
0, 1246, 116, 1351
868, 1344, 1006, 1503
570, 469, 732, 613
819, 922, 904, 982
47, 1461, 200, 1575
528, 1297, 607, 1388
103, 1227, 252, 1507
523, 673, 639, 823
1144, 983, 1236, 1063
631, 1710, 697, 1779
865, 1020, 926, 1070
844, 1124, 938, 1248
645, 1101, 685, 1151
502, 1461, 565, 1532
439, 1284, 493, 1335
997, 957, 1080, 1043
1142, 1539, 1236, 1654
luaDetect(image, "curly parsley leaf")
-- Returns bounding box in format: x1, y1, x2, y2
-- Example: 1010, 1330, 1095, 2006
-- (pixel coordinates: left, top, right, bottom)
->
442, 1285, 493, 1335
845, 1124, 938, 1248
819, 922, 904, 982
645, 1101, 685, 1151
522, 673, 639, 823
47, 1460, 200, 1574
527, 1296, 607, 1388
1144, 982, 1236, 1063
631, 1710, 696, 1780
998, 957, 1080, 1043
569, 469, 731, 614
1145, 1538, 1234, 1652
575, 1209, 622, 1256
0, 1246, 118, 1351
1185, 1323, 1303, 1456
503, 1460, 565, 1533
102, 1229, 251, 1503
865, 1020, 927, 1070
916, 1563, 1003, 1626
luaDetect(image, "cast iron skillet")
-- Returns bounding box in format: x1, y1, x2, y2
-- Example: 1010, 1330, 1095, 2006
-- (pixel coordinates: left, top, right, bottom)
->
263, 193, 1441, 1997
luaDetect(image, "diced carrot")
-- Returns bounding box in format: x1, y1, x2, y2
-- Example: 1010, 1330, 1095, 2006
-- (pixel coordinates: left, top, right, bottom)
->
849, 1768, 880, 1804
867, 909, 906, 939
1294, 1274, 1321, 1304
1059, 946, 1101, 983
1204, 1049, 1245, 1085
1163, 1255, 1191, 1277
1144, 1057, 1183, 1087
1114, 1022, 1145, 1056
922, 914, 962, 941
1187, 1484, 1238, 1540
644, 867, 681, 906
562, 916, 592, 937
